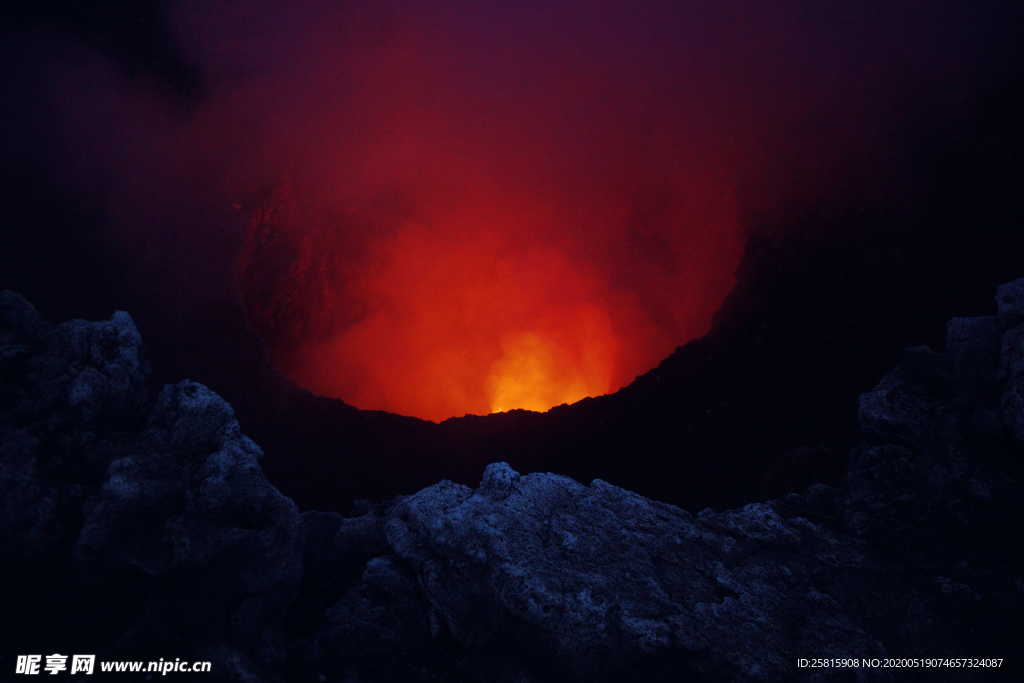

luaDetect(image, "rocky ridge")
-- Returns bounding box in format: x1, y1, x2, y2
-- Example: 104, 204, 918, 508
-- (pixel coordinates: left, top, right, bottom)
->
1, 281, 1021, 681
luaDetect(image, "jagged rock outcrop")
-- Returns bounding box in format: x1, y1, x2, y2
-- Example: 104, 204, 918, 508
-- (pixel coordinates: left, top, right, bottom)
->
0, 292, 302, 679
1, 281, 1021, 681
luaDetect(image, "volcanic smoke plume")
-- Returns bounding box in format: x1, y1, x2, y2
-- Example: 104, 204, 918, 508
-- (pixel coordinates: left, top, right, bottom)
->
13, 0, 1001, 420
223, 0, 748, 421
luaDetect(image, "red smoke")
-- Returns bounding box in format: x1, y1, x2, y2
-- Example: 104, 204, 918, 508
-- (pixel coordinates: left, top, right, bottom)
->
24, 0, 996, 421
224, 2, 745, 420
238, 171, 738, 420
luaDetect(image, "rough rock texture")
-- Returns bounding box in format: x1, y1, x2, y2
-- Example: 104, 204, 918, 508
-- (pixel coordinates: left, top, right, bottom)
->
1, 292, 302, 680
2, 281, 1022, 681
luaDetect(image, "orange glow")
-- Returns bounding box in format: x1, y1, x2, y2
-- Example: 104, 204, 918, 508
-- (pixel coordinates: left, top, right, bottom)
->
238, 177, 737, 421
488, 309, 615, 414
34, 0, 990, 422
490, 333, 578, 414
230, 5, 744, 422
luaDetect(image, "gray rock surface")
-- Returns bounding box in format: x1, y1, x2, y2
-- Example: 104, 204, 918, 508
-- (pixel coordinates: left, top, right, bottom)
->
2, 284, 1022, 682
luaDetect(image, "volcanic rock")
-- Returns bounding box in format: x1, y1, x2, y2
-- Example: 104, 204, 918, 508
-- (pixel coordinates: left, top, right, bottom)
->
1, 282, 1021, 681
